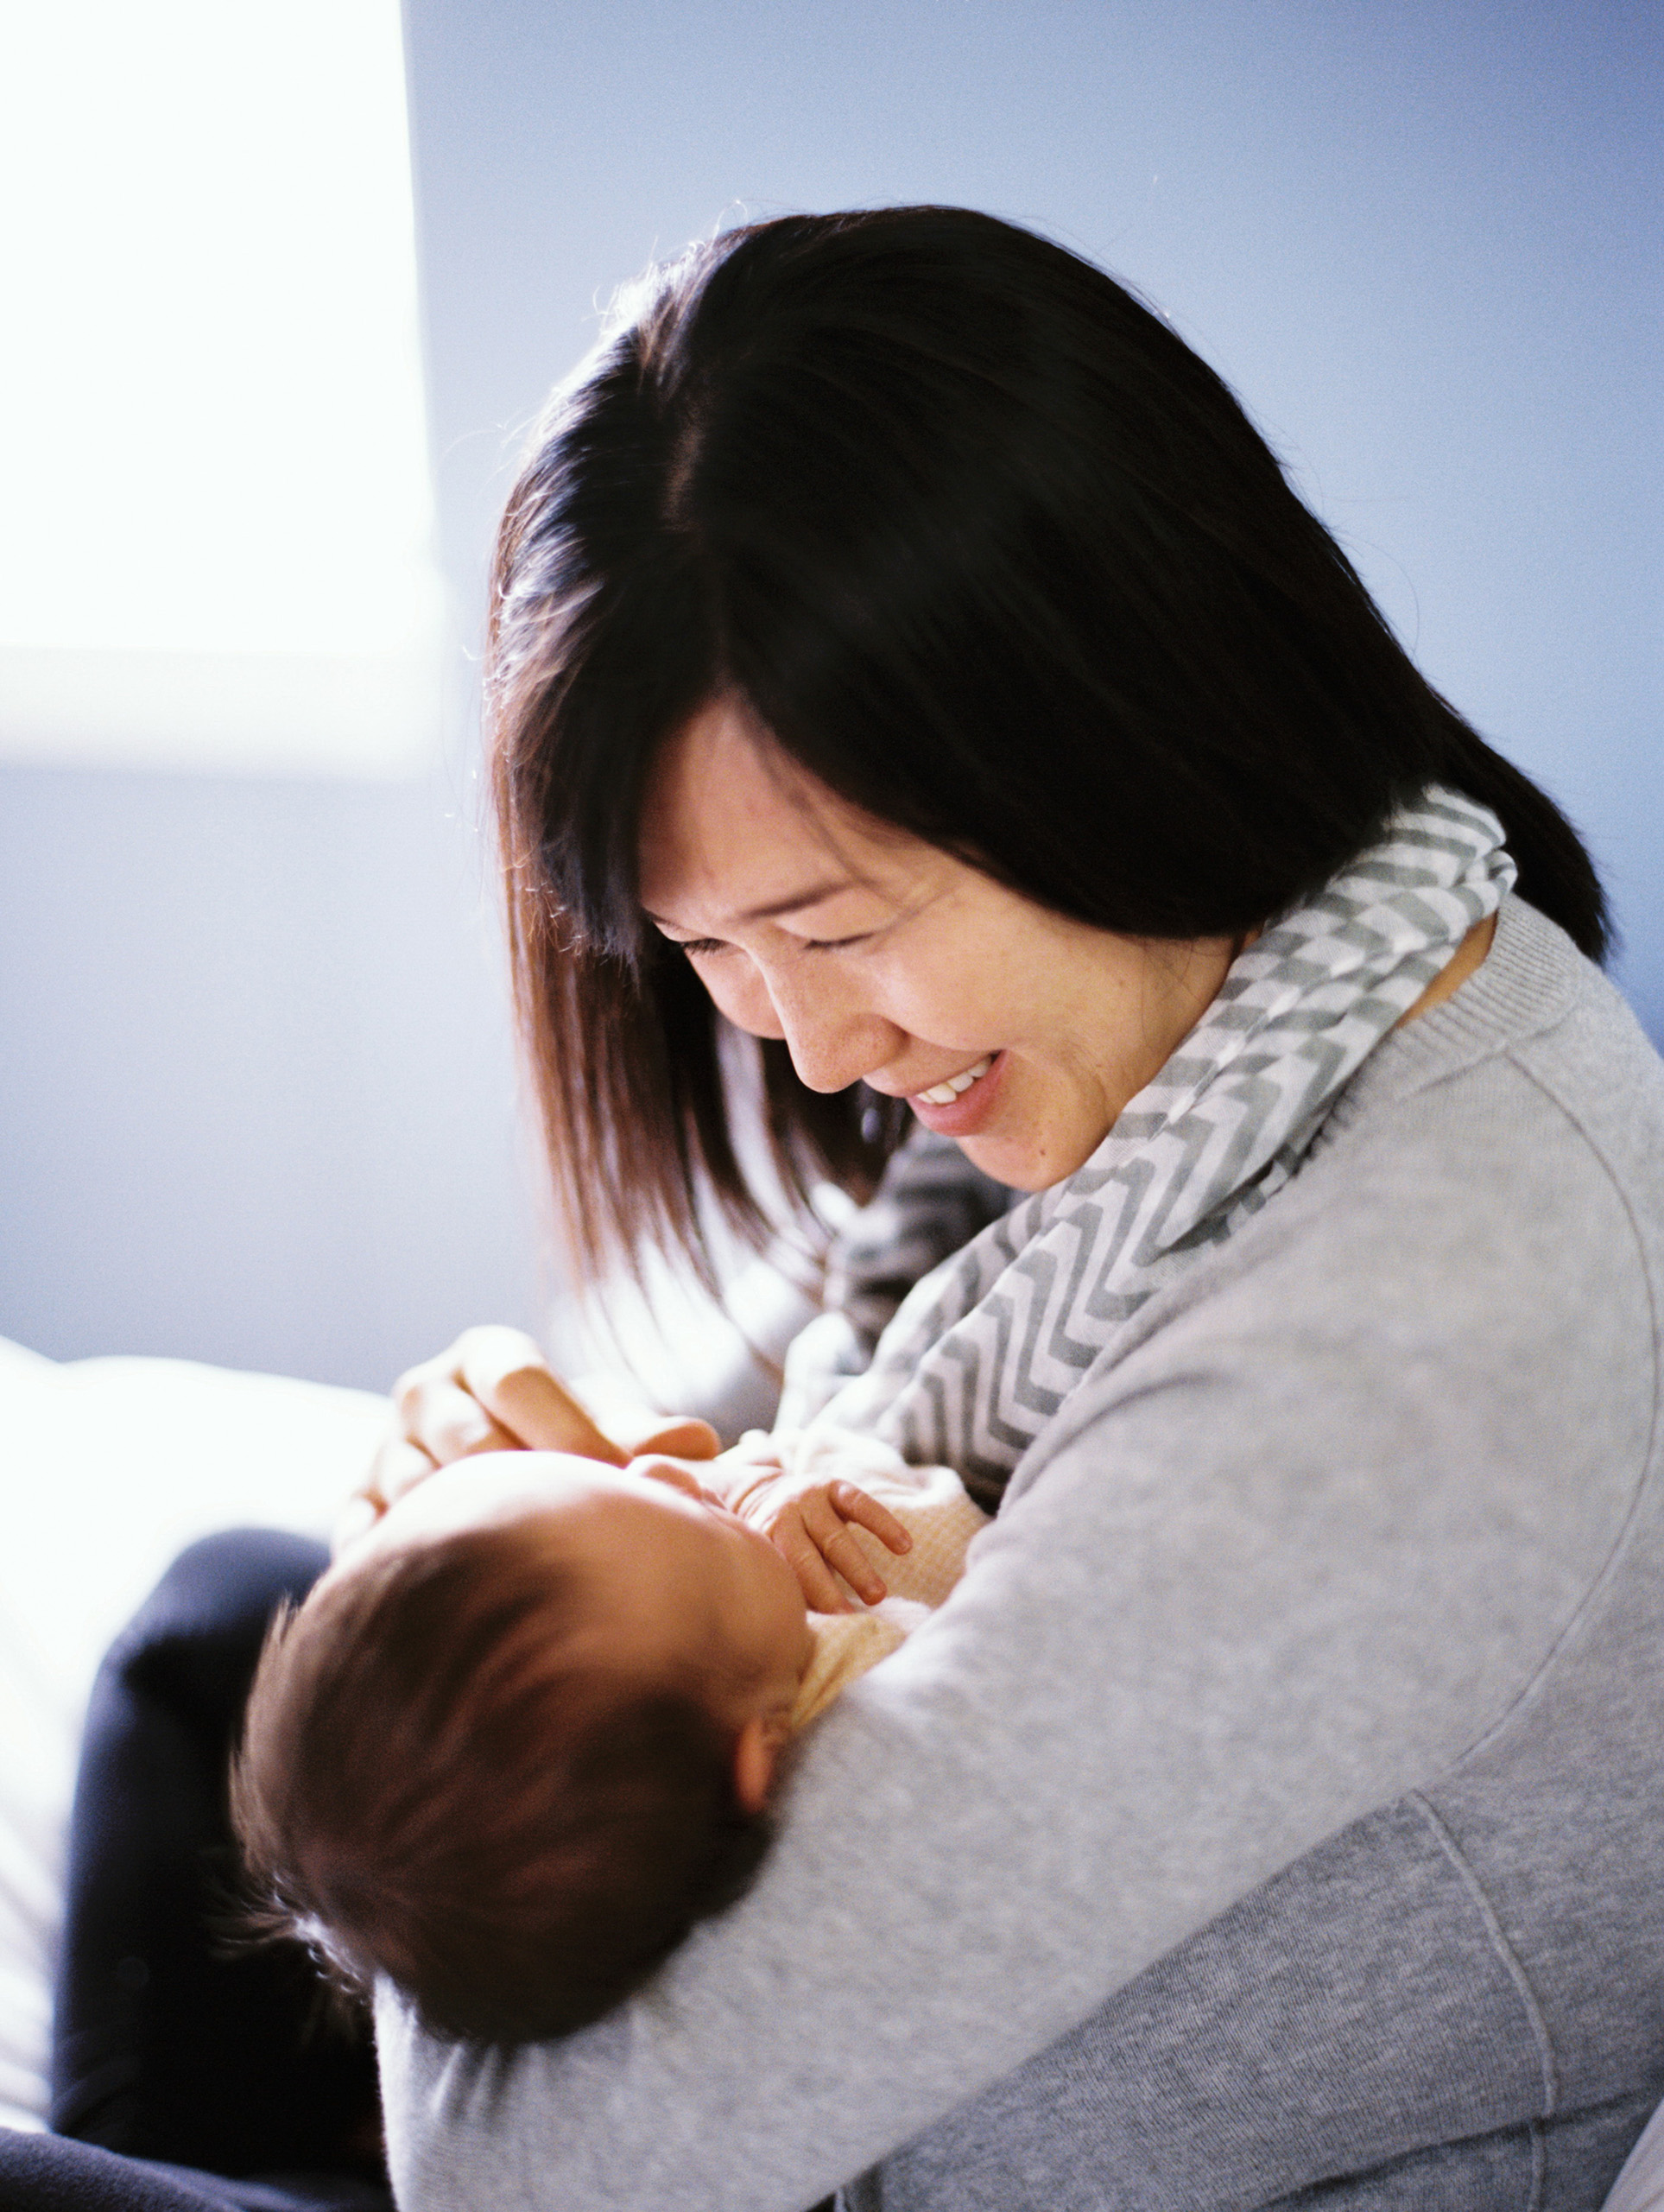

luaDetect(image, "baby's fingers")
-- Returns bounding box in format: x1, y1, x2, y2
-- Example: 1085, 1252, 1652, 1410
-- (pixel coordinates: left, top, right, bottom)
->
830, 1481, 913, 1558
804, 1497, 891, 1607
775, 1514, 855, 1614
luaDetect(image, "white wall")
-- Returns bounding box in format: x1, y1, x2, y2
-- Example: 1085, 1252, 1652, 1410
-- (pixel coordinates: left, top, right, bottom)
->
1, 0, 1657, 1385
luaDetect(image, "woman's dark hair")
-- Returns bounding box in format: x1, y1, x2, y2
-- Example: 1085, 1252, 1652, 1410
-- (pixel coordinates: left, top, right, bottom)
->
489, 204, 1607, 1280
232, 1523, 772, 2045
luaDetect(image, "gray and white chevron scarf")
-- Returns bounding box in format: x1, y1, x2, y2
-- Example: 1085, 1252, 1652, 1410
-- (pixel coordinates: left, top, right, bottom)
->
809, 787, 1516, 1505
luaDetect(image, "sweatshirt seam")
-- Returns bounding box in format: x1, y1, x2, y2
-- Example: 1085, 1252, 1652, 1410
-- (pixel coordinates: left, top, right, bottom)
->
1528, 2120, 1547, 2212
1416, 1055, 1662, 1780
1502, 1049, 1664, 1493
1408, 1790, 1560, 2145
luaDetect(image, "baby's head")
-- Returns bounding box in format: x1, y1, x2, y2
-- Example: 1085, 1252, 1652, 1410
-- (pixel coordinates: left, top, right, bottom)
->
232, 1453, 811, 2044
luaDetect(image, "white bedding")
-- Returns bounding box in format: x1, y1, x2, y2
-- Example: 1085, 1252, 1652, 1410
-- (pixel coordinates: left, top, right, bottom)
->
0, 1336, 387, 2133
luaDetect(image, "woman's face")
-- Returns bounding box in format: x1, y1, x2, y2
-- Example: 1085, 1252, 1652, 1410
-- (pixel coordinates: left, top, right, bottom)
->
639, 698, 1239, 1191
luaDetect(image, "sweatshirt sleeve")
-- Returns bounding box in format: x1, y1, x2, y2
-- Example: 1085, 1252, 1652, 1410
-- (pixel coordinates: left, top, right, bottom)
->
376, 1084, 1655, 2212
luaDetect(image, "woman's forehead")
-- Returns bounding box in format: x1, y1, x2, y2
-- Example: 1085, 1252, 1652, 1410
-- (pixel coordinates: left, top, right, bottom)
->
637, 697, 911, 925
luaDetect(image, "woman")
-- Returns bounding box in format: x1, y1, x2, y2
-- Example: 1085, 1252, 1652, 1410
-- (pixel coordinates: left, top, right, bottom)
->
25, 205, 1664, 2211
372, 208, 1664, 2209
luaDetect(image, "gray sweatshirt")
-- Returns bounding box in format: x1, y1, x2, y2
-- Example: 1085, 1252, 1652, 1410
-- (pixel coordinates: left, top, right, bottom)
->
377, 895, 1664, 2212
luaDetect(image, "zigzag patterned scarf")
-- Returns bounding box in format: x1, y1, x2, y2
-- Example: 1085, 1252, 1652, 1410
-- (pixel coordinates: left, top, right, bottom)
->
811, 788, 1516, 1504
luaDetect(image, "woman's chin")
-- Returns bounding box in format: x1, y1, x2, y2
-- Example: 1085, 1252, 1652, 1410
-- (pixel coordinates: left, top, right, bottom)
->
951, 1125, 1089, 1195
907, 1055, 1111, 1191
950, 1087, 1114, 1192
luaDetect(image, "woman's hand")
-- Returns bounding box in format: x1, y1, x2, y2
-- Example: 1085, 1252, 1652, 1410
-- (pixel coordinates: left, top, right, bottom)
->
342, 1326, 721, 1548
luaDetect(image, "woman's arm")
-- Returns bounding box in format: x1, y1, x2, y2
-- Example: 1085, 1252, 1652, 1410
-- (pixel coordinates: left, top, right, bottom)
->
376, 1082, 1655, 2212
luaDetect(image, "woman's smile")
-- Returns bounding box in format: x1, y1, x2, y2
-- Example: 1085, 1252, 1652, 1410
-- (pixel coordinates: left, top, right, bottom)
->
900, 1049, 1005, 1135
639, 698, 1239, 1192
912, 1052, 995, 1107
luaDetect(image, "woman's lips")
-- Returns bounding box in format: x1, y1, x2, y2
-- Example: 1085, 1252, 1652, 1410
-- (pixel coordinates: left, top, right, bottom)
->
907, 1049, 1006, 1136
916, 1053, 993, 1106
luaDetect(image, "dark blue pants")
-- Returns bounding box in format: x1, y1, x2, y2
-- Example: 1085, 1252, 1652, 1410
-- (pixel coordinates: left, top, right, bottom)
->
0, 1530, 391, 2212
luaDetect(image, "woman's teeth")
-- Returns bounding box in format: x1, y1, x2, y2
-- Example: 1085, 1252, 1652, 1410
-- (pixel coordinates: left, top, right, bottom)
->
917, 1055, 993, 1106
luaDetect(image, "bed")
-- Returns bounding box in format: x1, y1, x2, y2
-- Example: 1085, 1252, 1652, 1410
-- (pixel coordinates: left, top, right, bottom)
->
0, 1334, 386, 2136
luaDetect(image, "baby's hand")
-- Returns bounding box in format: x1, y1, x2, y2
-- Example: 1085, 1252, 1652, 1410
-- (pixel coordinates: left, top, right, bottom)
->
731, 1463, 913, 1614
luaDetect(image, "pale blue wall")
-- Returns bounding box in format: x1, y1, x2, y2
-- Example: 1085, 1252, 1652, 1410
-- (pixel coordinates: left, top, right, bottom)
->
406, 0, 1661, 1020
0, 764, 542, 1386
1, 0, 1657, 1386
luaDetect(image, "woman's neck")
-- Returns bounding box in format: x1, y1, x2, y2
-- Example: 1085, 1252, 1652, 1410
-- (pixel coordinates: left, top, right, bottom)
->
1396, 911, 1499, 1029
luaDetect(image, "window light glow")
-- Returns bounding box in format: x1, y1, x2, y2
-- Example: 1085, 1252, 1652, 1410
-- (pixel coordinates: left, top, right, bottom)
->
0, 0, 445, 772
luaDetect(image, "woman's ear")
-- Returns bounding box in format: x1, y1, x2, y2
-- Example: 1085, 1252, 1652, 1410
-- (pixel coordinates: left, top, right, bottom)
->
731, 1709, 790, 1813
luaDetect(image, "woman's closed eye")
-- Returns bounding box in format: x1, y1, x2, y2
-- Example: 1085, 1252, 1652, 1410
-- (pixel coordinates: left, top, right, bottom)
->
672, 931, 876, 958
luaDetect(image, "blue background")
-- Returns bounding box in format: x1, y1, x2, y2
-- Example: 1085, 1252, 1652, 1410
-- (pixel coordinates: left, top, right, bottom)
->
1, 0, 1657, 1387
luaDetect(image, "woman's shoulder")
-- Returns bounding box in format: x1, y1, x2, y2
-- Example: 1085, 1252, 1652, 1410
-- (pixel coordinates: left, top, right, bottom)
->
1318, 892, 1664, 1223
1238, 893, 1664, 1336
1015, 897, 1663, 1518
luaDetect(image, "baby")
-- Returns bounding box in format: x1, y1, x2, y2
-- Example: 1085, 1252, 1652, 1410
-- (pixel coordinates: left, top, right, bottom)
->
231, 1422, 985, 2049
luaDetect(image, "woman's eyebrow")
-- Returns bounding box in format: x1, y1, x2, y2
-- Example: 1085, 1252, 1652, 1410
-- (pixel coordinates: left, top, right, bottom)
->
644, 876, 855, 929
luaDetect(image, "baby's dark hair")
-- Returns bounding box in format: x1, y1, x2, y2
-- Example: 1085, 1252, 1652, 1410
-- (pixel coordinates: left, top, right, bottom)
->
231, 1518, 773, 2044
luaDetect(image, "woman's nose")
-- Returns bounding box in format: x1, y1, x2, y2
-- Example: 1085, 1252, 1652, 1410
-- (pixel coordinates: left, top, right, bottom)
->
754, 959, 901, 1095
779, 1005, 899, 1093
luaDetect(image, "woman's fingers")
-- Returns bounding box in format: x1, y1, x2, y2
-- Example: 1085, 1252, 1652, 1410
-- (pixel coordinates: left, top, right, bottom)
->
369, 1435, 441, 1508
331, 1492, 383, 1557
388, 1324, 713, 1486
617, 1413, 722, 1461
829, 1480, 913, 1557
340, 1431, 437, 1558
624, 1452, 705, 1499
397, 1372, 520, 1466
454, 1328, 628, 1461
566, 1372, 724, 1462
392, 1327, 615, 1465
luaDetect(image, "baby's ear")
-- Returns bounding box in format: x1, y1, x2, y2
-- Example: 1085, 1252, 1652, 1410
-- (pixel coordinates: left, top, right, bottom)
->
731, 1710, 790, 1813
